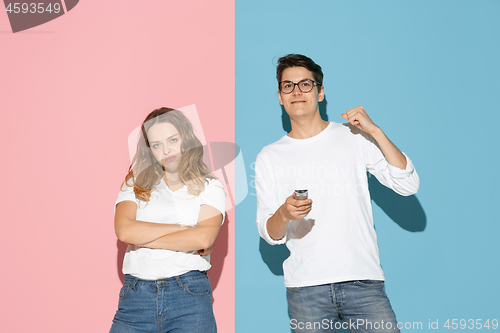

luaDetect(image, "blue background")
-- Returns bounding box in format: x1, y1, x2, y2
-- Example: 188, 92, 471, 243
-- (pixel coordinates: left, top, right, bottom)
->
236, 1, 500, 332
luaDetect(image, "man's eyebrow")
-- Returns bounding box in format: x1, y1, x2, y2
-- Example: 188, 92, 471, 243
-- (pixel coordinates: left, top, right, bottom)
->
282, 78, 312, 82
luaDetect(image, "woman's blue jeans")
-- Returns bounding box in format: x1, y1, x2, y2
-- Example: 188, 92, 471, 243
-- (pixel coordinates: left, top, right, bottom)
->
287, 280, 400, 333
109, 271, 216, 333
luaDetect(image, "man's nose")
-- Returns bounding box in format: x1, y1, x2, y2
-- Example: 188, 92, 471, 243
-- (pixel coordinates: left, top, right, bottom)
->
291, 84, 302, 95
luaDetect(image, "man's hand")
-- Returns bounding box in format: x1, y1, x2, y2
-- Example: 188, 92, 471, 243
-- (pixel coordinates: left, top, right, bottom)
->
266, 193, 313, 241
280, 193, 312, 221
198, 244, 214, 257
342, 106, 408, 170
341, 106, 380, 135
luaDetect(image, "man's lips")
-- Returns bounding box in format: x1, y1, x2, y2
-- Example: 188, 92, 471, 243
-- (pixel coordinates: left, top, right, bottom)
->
291, 100, 305, 104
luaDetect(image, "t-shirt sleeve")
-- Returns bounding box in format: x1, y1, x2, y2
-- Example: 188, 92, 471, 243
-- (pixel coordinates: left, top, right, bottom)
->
361, 131, 420, 196
255, 150, 287, 245
115, 180, 138, 212
199, 179, 226, 224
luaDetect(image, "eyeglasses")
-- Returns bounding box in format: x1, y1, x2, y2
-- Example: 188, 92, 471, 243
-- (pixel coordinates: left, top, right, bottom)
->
279, 79, 321, 94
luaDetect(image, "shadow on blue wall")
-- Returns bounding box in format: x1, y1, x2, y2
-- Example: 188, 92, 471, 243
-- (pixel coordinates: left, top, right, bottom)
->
368, 175, 426, 232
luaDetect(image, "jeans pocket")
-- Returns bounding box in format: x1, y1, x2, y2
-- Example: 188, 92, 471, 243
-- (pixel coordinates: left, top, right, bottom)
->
354, 280, 384, 287
118, 284, 131, 300
184, 277, 212, 296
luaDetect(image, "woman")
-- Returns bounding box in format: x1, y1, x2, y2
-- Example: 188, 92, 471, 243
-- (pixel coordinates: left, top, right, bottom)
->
110, 107, 225, 333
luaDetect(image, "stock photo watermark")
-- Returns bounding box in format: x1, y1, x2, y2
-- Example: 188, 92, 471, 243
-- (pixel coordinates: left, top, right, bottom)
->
290, 318, 499, 331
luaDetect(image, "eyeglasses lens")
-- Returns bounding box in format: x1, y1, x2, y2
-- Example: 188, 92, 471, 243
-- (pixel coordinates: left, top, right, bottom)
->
299, 80, 313, 93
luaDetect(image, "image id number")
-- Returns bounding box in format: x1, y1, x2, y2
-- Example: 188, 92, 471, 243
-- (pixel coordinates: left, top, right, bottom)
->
6, 3, 62, 14
444, 319, 498, 330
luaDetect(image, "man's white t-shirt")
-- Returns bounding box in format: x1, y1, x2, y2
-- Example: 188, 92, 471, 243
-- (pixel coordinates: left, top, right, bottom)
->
255, 122, 419, 287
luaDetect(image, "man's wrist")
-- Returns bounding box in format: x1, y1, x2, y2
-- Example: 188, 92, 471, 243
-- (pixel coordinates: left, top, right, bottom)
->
367, 126, 384, 139
277, 204, 291, 224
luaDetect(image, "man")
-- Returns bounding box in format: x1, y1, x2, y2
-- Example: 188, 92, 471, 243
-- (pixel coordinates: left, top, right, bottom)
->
255, 54, 419, 333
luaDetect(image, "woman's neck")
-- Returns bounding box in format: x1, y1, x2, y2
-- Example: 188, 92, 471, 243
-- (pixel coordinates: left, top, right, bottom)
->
163, 172, 184, 191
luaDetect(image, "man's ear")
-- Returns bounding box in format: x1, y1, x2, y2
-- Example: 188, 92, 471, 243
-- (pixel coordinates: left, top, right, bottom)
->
318, 85, 325, 102
278, 90, 284, 105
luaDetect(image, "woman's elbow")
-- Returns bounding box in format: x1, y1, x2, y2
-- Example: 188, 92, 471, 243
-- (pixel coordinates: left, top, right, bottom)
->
115, 227, 132, 244
197, 234, 213, 250
196, 230, 218, 250
114, 215, 134, 244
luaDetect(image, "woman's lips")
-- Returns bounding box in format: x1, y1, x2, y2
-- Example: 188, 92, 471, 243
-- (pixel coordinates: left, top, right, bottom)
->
163, 156, 177, 163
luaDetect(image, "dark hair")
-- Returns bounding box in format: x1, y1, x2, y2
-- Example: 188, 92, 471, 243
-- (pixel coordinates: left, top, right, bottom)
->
276, 54, 324, 89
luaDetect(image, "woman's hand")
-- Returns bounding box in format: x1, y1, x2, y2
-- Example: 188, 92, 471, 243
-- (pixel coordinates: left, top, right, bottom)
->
198, 244, 214, 257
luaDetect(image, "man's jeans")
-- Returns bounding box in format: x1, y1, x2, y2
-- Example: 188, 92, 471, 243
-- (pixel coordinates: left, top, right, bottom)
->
287, 280, 400, 333
109, 271, 216, 333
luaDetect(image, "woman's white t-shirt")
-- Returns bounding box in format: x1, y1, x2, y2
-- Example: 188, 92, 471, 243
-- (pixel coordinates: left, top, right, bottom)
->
116, 178, 226, 280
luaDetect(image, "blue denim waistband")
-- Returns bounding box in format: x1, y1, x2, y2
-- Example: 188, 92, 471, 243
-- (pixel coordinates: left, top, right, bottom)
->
123, 270, 208, 288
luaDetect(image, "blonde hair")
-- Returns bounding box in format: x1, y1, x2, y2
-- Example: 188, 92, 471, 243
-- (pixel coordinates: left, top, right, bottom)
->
123, 107, 217, 201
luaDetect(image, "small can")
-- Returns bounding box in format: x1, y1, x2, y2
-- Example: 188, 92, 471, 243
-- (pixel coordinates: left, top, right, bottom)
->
294, 189, 308, 200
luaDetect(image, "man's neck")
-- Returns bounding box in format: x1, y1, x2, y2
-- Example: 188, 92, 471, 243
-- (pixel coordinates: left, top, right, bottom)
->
288, 112, 329, 139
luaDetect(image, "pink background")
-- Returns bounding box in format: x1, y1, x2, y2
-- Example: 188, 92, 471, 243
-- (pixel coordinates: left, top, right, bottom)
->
0, 1, 234, 332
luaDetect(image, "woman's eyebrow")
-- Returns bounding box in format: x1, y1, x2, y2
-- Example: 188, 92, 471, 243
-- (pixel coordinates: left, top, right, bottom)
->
149, 134, 179, 143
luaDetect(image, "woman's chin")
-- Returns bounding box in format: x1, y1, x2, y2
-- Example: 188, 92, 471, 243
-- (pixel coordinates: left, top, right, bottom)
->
163, 164, 180, 174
